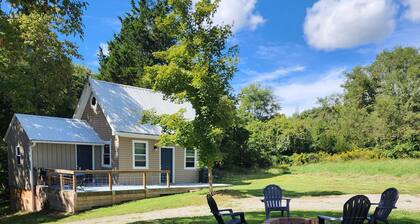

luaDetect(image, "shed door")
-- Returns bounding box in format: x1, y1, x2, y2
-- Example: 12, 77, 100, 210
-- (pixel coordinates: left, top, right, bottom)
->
77, 145, 93, 170
160, 147, 173, 183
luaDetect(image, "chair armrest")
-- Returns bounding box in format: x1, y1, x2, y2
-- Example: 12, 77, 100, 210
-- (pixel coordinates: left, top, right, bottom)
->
371, 202, 379, 205
318, 215, 342, 221
218, 208, 233, 214
282, 197, 292, 201
377, 205, 397, 209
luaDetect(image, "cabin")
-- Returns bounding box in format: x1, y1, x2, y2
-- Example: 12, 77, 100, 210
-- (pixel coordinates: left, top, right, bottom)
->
3, 78, 220, 213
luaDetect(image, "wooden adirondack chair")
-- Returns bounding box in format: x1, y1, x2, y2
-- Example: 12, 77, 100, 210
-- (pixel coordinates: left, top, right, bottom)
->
368, 188, 399, 224
262, 184, 291, 220
318, 195, 371, 224
207, 194, 247, 224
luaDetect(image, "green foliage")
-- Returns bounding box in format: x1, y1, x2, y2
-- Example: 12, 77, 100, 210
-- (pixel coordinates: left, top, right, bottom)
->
238, 83, 280, 121
290, 149, 385, 165
98, 0, 174, 86
141, 0, 238, 191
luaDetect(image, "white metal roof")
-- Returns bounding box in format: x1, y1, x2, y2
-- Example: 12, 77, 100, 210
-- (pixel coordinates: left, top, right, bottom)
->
88, 79, 195, 136
14, 114, 106, 144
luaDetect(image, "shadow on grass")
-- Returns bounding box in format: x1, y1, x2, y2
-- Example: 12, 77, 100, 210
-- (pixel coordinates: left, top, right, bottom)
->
213, 188, 345, 199
0, 210, 68, 224
129, 210, 420, 224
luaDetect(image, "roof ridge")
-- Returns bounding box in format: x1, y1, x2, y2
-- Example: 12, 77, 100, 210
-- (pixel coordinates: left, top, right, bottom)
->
16, 113, 85, 122
90, 78, 159, 94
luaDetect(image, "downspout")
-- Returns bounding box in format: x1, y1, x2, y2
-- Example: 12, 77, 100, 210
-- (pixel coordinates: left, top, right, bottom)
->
29, 141, 36, 211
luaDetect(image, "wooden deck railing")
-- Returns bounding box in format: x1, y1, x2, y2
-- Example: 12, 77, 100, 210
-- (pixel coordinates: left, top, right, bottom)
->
40, 169, 171, 192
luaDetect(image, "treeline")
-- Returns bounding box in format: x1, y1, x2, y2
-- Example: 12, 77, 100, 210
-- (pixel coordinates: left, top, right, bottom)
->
222, 48, 420, 168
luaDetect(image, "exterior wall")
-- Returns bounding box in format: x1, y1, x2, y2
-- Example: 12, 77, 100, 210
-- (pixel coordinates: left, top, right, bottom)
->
32, 143, 76, 169
5, 119, 31, 190
174, 146, 199, 183
117, 137, 198, 184
81, 93, 117, 169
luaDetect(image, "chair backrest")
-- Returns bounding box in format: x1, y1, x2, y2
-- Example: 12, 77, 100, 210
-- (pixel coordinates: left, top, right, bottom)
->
373, 187, 399, 220
207, 194, 225, 224
342, 195, 371, 224
263, 184, 283, 208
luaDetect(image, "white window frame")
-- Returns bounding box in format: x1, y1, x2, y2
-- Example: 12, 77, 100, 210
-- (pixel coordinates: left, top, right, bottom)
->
101, 144, 112, 168
16, 145, 22, 165
184, 148, 197, 170
132, 140, 149, 169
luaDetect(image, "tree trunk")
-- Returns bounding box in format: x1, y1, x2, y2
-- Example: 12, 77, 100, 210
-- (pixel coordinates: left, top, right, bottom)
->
208, 166, 213, 195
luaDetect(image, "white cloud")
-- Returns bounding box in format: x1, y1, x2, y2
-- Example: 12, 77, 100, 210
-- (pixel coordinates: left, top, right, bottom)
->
209, 0, 265, 32
401, 0, 420, 22
252, 66, 305, 83
273, 67, 346, 116
304, 0, 396, 50
99, 43, 109, 56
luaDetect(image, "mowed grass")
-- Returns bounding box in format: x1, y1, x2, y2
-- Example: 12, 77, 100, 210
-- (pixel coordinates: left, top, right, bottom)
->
1, 159, 420, 223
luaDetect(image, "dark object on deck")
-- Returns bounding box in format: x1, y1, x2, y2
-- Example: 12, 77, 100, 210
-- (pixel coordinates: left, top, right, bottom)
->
199, 168, 208, 183
207, 194, 247, 224
318, 195, 371, 224
368, 188, 399, 224
262, 184, 291, 219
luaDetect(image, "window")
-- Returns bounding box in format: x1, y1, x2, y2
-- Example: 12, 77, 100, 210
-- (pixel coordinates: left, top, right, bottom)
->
184, 148, 196, 169
16, 146, 22, 165
91, 96, 97, 106
102, 144, 111, 167
133, 141, 148, 168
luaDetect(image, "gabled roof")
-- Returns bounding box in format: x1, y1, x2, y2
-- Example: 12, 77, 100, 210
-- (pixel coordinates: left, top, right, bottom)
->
74, 78, 195, 136
6, 114, 106, 145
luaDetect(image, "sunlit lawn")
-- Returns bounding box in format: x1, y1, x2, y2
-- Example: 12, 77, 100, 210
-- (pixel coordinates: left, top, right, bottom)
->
1, 159, 419, 223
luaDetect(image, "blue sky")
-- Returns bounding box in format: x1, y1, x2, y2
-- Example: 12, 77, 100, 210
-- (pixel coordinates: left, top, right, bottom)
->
71, 0, 420, 115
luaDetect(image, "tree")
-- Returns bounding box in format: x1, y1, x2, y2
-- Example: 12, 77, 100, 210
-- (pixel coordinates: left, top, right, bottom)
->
0, 0, 87, 199
98, 0, 174, 86
238, 83, 280, 121
141, 0, 238, 193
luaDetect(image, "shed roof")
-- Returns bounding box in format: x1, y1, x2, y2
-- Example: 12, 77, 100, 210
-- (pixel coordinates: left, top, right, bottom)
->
12, 114, 106, 144
86, 79, 195, 136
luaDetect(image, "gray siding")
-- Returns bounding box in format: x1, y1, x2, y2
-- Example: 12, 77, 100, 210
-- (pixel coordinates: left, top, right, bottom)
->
32, 143, 76, 169
81, 93, 117, 169
5, 119, 31, 189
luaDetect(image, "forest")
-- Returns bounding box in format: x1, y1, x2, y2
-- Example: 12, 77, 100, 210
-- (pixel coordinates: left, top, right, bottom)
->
0, 0, 419, 201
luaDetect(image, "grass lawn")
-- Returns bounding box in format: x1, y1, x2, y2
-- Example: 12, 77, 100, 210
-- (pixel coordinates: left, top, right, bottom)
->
1, 159, 419, 223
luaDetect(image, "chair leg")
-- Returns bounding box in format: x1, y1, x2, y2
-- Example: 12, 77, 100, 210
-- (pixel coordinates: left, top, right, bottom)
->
281, 210, 284, 217
318, 217, 325, 224
240, 213, 247, 224
286, 210, 290, 217
265, 210, 270, 220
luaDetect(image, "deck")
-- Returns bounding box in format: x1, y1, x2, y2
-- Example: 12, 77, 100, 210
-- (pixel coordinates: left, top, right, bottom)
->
35, 168, 227, 213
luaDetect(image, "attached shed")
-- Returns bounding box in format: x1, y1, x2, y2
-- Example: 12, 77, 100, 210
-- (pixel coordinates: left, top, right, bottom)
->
4, 114, 106, 212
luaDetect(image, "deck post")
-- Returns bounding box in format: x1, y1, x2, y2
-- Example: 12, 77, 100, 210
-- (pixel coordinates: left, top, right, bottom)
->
108, 172, 112, 191
166, 171, 170, 188
47, 170, 51, 186
72, 174, 77, 192
60, 173, 64, 191
143, 172, 147, 198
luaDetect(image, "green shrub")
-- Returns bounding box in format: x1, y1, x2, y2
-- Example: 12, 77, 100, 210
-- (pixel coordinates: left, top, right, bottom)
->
289, 149, 385, 165
386, 143, 420, 159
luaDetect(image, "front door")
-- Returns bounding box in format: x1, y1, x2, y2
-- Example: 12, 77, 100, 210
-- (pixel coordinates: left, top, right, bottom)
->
160, 147, 173, 183
77, 145, 93, 170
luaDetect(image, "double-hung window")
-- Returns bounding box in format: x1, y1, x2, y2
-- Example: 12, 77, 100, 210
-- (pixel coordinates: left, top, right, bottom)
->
133, 141, 148, 169
184, 148, 196, 169
16, 146, 22, 165
102, 144, 111, 167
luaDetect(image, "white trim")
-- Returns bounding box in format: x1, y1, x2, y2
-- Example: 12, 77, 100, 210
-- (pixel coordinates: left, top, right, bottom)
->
116, 132, 159, 140
92, 145, 95, 170
132, 140, 149, 169
29, 143, 35, 211
73, 82, 91, 119
31, 140, 105, 145
74, 145, 78, 169
159, 146, 175, 184
15, 145, 22, 166
101, 144, 112, 168
184, 148, 197, 170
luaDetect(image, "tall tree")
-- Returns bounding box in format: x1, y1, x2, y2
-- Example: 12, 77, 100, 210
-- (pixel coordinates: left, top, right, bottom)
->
0, 0, 87, 199
141, 0, 238, 193
238, 83, 280, 121
98, 0, 174, 86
